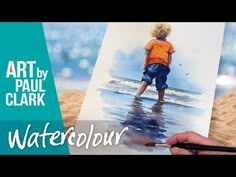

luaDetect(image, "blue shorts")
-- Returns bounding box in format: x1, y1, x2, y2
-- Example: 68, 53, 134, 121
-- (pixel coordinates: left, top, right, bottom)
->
141, 63, 170, 91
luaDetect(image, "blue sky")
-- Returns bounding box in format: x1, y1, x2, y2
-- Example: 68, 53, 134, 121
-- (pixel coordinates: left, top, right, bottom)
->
42, 22, 235, 96
219, 23, 236, 76
215, 23, 236, 97
107, 23, 224, 93
43, 23, 107, 92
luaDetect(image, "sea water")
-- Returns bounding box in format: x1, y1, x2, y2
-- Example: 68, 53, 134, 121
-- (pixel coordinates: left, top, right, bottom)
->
96, 76, 205, 154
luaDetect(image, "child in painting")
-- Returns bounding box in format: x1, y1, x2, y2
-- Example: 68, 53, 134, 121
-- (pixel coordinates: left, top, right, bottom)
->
136, 23, 175, 103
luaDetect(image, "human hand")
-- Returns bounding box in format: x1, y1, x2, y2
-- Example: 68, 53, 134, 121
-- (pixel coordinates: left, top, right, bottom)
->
166, 131, 234, 155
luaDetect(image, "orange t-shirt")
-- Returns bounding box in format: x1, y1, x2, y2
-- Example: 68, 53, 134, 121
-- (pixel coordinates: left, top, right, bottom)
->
145, 39, 175, 66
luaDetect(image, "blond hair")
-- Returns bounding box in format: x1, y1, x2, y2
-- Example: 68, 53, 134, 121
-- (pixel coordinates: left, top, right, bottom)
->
150, 23, 172, 40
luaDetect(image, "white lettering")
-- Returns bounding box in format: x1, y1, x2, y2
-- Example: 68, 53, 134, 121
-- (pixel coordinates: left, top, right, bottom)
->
37, 68, 48, 80
76, 133, 87, 147
8, 124, 32, 150
27, 61, 36, 78
6, 93, 13, 106
27, 132, 39, 148
103, 131, 115, 146
5, 93, 45, 106
6, 61, 16, 78
15, 79, 23, 92
115, 127, 129, 145
6, 61, 36, 78
8, 123, 129, 150
92, 133, 103, 147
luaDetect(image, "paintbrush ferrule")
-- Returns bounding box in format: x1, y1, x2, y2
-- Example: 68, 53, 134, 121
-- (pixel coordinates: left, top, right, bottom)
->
154, 143, 171, 148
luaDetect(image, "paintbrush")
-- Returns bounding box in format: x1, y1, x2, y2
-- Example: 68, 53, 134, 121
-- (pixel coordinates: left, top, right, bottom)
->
145, 142, 236, 152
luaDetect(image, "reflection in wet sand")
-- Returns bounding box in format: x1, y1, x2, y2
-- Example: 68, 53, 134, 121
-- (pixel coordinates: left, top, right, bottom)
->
121, 97, 167, 150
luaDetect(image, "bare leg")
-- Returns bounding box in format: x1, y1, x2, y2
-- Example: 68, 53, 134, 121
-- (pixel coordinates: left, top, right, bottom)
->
158, 89, 165, 102
136, 81, 148, 96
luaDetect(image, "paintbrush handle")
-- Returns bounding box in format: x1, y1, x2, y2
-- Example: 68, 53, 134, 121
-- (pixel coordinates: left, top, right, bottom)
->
172, 143, 236, 153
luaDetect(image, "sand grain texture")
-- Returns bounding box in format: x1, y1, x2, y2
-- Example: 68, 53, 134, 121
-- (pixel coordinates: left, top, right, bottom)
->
58, 90, 85, 132
209, 89, 236, 146
58, 90, 236, 146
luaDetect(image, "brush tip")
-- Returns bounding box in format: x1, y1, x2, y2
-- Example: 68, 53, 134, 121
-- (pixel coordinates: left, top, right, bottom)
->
145, 142, 156, 147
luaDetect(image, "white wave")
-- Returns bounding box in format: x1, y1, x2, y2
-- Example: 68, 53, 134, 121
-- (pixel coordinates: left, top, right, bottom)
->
106, 78, 203, 103
100, 84, 203, 108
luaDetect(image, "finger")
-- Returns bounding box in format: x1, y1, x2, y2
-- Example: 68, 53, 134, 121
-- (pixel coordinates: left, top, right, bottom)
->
170, 147, 194, 155
166, 131, 220, 146
166, 131, 213, 145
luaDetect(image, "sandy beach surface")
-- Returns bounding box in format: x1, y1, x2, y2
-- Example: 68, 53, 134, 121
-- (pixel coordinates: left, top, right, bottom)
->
209, 89, 236, 146
58, 90, 85, 132
58, 89, 236, 146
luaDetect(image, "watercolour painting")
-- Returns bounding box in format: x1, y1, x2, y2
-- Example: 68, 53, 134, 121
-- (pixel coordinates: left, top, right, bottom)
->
72, 23, 225, 154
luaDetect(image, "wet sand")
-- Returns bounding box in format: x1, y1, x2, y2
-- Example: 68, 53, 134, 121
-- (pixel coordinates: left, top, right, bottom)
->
58, 89, 236, 146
